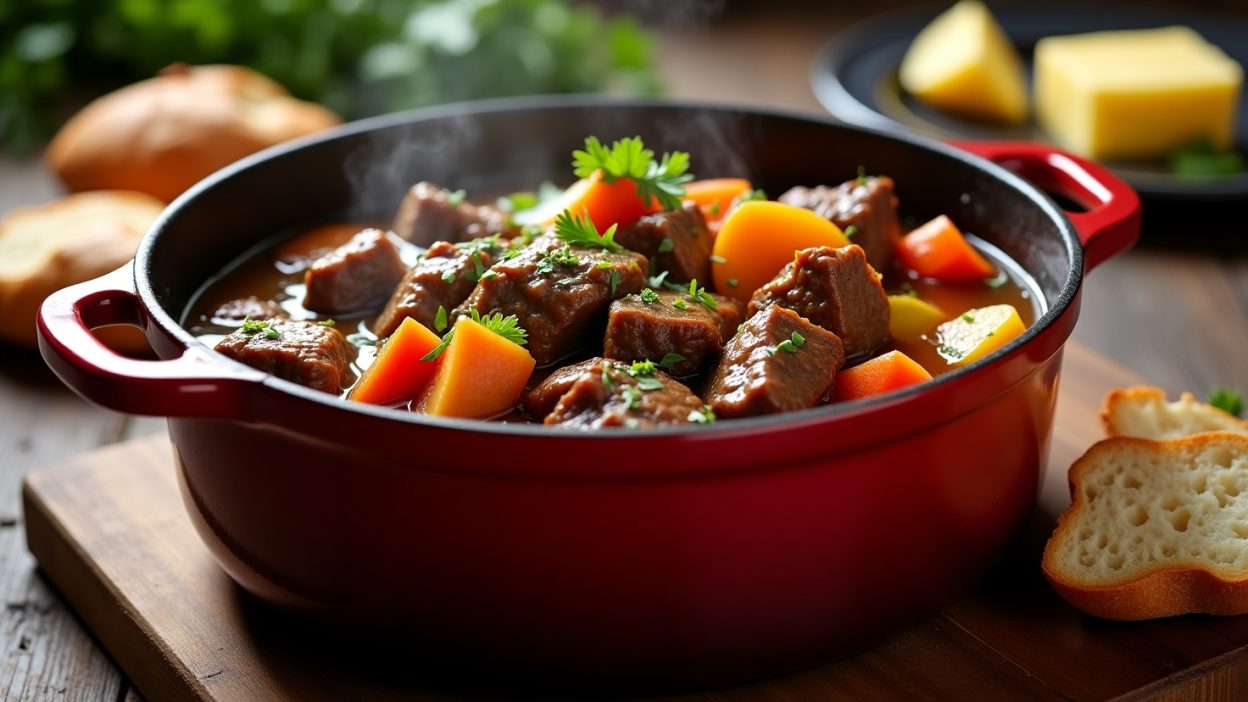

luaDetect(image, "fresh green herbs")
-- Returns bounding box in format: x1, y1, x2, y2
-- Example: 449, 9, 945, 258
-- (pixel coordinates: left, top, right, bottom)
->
434, 306, 448, 333
937, 344, 965, 361
687, 405, 716, 424
629, 359, 657, 376
709, 201, 721, 217
442, 270, 457, 284
639, 287, 660, 303
317, 319, 336, 327
620, 385, 642, 411
856, 166, 868, 187
843, 224, 858, 239
961, 313, 975, 323
572, 136, 693, 211
672, 298, 687, 311
726, 278, 739, 288
1169, 137, 1245, 177
658, 353, 686, 370
766, 331, 806, 356
420, 310, 528, 362
445, 189, 467, 207
732, 189, 767, 207
609, 269, 622, 296
536, 245, 582, 276
496, 182, 563, 214
657, 238, 675, 253
1209, 388, 1245, 418
686, 279, 717, 309
240, 317, 280, 340
554, 209, 624, 252
648, 269, 670, 289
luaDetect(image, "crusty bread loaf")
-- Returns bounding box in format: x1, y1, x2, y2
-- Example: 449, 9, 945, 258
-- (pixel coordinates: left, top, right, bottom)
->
0, 191, 163, 347
1042, 432, 1248, 620
1101, 386, 1248, 439
46, 64, 340, 202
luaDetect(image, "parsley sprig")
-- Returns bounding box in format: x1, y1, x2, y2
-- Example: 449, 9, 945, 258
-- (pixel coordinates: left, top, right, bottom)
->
240, 317, 280, 340
1209, 388, 1245, 418
420, 310, 528, 362
554, 209, 624, 253
572, 136, 693, 211
686, 279, 717, 310
765, 331, 806, 357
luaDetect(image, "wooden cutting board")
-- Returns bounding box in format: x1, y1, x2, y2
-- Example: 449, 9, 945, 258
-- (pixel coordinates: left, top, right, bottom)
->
22, 343, 1248, 701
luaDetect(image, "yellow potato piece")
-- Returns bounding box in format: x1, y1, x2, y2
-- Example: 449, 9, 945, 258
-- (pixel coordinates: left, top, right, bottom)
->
1034, 26, 1242, 160
935, 304, 1024, 366
899, 0, 1028, 124
888, 294, 946, 341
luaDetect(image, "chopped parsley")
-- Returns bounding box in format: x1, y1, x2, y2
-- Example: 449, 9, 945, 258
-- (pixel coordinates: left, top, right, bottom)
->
843, 224, 858, 239
609, 270, 621, 296
554, 208, 624, 253
687, 279, 717, 309
937, 344, 965, 361
673, 298, 687, 310
536, 244, 581, 276
856, 166, 868, 187
442, 270, 456, 284
317, 319, 336, 327
1209, 388, 1244, 418
648, 269, 670, 289
639, 287, 660, 303
240, 317, 280, 340
445, 189, 467, 207
572, 136, 693, 212
620, 385, 642, 411
630, 359, 657, 376
658, 353, 685, 370
1170, 137, 1245, 177
498, 191, 538, 213
688, 405, 716, 424
708, 201, 721, 217
635, 377, 664, 391
434, 306, 448, 333
657, 238, 675, 253
420, 310, 528, 361
726, 278, 739, 288
479, 270, 499, 281
732, 189, 767, 208
961, 313, 975, 323
766, 330, 806, 356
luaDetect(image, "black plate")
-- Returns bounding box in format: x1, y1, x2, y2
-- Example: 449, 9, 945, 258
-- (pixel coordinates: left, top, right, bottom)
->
811, 3, 1248, 201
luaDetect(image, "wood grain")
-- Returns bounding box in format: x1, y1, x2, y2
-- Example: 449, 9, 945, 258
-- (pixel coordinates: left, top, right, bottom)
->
28, 342, 1228, 702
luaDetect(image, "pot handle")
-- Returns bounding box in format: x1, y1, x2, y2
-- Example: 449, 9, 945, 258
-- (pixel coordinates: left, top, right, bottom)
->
37, 265, 267, 418
949, 141, 1141, 273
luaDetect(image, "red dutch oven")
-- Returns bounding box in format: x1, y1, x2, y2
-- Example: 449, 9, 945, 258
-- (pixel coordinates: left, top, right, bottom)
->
36, 99, 1139, 686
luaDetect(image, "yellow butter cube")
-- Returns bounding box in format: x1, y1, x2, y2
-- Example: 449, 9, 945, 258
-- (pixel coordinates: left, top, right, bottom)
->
1034, 27, 1243, 161
899, 0, 1029, 125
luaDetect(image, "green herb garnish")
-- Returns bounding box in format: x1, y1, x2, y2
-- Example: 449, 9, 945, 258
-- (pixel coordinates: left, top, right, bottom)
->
572, 136, 693, 211
687, 279, 717, 309
985, 271, 1008, 289
609, 269, 621, 297
657, 238, 675, 253
672, 298, 687, 311
766, 330, 805, 356
843, 225, 858, 239
445, 189, 467, 207
240, 317, 280, 340
621, 385, 642, 411
536, 244, 582, 276
1169, 137, 1245, 177
554, 208, 624, 253
420, 310, 528, 362
726, 278, 739, 288
856, 166, 868, 187
639, 288, 660, 303
961, 313, 975, 323
442, 270, 456, 284
709, 201, 721, 217
688, 405, 716, 424
658, 352, 685, 370
1209, 388, 1245, 418
317, 319, 336, 327
732, 189, 767, 207
434, 306, 448, 333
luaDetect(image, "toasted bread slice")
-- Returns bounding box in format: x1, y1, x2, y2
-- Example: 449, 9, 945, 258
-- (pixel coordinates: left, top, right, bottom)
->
1101, 386, 1248, 440
1042, 432, 1248, 620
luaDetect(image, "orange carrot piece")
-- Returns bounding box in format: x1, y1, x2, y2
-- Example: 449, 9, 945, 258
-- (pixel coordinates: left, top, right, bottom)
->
895, 215, 995, 281
830, 350, 933, 403
711, 200, 850, 302
421, 316, 536, 419
683, 178, 751, 221
513, 170, 656, 232
348, 318, 442, 406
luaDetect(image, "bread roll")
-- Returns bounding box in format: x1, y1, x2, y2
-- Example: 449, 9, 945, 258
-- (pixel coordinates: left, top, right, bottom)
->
0, 191, 164, 347
45, 64, 341, 203
1101, 385, 1248, 439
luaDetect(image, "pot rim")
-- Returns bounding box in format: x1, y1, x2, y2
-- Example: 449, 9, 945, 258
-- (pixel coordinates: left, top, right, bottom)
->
136, 95, 1083, 443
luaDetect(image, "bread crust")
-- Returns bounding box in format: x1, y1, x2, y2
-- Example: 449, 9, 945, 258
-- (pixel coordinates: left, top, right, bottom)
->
45, 64, 340, 202
1042, 432, 1248, 620
0, 191, 164, 347
1100, 385, 1248, 438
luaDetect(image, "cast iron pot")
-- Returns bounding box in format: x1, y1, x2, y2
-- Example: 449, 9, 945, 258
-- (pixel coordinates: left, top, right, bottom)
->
37, 98, 1139, 686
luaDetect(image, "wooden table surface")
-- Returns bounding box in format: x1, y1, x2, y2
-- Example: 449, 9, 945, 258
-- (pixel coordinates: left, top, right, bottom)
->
1, 4, 1246, 700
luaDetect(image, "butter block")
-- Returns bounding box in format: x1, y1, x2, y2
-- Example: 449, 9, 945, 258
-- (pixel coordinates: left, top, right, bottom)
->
899, 0, 1028, 125
1035, 27, 1243, 161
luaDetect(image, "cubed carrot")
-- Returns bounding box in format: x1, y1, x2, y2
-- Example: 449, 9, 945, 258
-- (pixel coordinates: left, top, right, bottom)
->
896, 215, 996, 280
421, 316, 537, 419
348, 318, 441, 406
830, 350, 934, 402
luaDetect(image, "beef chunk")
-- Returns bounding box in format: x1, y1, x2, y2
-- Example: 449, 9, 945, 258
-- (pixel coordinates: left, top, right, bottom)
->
521, 357, 606, 420
215, 319, 356, 393
372, 237, 503, 339
392, 181, 516, 244
614, 204, 712, 283
274, 222, 365, 273
749, 245, 890, 358
706, 305, 845, 418
779, 176, 901, 272
302, 229, 406, 315
210, 297, 286, 323
456, 234, 647, 366
544, 360, 709, 429
603, 289, 743, 376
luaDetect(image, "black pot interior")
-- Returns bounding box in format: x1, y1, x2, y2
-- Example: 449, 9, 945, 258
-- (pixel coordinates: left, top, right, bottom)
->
142, 99, 1076, 338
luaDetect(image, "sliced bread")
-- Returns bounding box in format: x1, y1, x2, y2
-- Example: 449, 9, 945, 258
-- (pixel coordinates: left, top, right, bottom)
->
1042, 432, 1248, 620
1101, 386, 1248, 440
